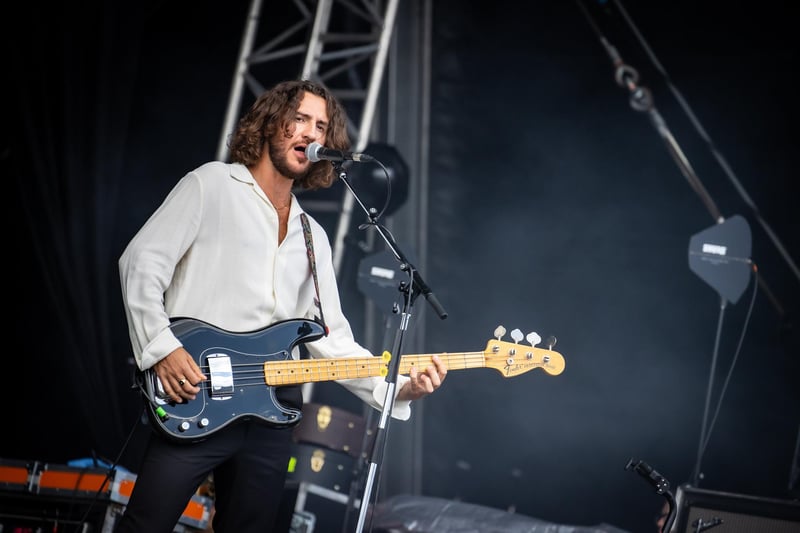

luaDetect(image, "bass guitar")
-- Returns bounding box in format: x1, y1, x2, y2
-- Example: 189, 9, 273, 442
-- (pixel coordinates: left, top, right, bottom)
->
138, 317, 565, 442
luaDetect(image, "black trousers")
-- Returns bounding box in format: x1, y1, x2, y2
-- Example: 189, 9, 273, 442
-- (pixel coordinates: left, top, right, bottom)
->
114, 421, 296, 533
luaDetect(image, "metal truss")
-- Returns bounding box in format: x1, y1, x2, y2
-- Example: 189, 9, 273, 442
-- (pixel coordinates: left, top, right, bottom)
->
216, 0, 401, 271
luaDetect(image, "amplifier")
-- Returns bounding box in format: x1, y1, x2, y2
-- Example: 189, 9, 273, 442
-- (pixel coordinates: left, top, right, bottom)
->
671, 484, 800, 533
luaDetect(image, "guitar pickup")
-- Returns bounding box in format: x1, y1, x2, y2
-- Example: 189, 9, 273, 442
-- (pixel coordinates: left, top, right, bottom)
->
207, 354, 234, 396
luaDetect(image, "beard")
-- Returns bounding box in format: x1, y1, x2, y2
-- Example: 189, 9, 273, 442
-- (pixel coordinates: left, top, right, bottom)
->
268, 140, 307, 181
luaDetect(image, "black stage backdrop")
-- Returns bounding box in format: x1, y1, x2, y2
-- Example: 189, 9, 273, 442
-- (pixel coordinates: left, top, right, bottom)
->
420, 2, 799, 530
6, 1, 798, 532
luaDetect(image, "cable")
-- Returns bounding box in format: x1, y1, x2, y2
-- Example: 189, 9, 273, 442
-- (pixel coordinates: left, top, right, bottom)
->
73, 403, 146, 532
694, 264, 760, 479
354, 158, 393, 229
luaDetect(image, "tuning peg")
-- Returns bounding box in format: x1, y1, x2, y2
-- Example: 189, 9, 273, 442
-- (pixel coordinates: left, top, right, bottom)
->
510, 328, 523, 343
494, 325, 506, 340
545, 335, 557, 350
526, 332, 541, 347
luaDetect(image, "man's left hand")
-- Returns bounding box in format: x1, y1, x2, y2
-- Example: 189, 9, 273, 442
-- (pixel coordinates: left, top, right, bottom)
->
396, 355, 447, 401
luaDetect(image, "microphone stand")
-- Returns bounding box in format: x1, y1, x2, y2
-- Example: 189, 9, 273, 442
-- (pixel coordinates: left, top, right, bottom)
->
331, 161, 448, 533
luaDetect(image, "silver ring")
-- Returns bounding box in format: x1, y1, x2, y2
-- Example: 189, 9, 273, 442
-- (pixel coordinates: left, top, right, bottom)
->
178, 378, 186, 387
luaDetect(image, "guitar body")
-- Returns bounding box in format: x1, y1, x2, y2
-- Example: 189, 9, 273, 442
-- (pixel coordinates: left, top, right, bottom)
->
139, 317, 327, 443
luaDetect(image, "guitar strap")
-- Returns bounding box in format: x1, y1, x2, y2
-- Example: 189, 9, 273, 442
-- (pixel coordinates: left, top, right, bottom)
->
300, 213, 328, 333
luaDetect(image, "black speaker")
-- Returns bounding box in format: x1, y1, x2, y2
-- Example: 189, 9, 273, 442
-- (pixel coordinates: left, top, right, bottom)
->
671, 484, 800, 533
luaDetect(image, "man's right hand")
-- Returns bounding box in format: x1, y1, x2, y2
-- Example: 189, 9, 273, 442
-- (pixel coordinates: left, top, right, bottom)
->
153, 347, 207, 403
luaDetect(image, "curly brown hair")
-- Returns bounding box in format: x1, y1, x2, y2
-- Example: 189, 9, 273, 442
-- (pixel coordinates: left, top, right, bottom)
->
227, 79, 350, 190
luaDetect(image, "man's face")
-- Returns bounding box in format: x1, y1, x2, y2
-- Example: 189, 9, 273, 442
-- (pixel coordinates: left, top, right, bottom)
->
269, 91, 329, 180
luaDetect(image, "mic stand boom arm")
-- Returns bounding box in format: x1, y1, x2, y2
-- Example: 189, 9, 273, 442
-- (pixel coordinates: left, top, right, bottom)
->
332, 162, 448, 533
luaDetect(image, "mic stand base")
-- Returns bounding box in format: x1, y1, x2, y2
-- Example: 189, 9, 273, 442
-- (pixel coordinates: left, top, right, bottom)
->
354, 381, 398, 533
354, 310, 412, 533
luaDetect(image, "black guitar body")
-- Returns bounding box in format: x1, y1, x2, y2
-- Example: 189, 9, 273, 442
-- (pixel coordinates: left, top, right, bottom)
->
138, 317, 326, 442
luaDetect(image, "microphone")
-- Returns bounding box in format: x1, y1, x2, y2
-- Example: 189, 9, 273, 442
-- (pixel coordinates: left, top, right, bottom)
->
626, 458, 670, 494
305, 142, 374, 163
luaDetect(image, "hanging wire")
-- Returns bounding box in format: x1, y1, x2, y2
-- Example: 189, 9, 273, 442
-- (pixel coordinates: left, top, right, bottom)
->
691, 264, 760, 481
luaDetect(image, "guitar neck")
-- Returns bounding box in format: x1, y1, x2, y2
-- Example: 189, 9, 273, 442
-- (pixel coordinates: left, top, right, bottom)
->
263, 352, 484, 386
398, 352, 485, 373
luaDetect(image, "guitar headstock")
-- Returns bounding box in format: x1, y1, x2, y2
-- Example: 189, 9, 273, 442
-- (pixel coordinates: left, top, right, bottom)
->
483, 326, 565, 377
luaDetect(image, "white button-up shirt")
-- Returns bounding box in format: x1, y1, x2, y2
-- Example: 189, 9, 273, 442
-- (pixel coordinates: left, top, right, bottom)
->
119, 161, 410, 419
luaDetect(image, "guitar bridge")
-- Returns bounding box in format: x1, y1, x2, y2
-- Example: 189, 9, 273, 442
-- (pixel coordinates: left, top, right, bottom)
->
207, 354, 234, 397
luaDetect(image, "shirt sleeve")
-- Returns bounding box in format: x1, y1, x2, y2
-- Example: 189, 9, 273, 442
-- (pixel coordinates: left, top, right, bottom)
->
119, 173, 203, 370
302, 219, 413, 421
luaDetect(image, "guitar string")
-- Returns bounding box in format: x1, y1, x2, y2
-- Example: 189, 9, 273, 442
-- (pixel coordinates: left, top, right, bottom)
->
181, 350, 557, 391
191, 351, 551, 373
182, 353, 480, 391
196, 353, 492, 373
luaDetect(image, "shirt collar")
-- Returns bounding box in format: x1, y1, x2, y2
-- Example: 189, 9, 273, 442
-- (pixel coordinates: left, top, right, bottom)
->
229, 162, 305, 219
230, 162, 255, 185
